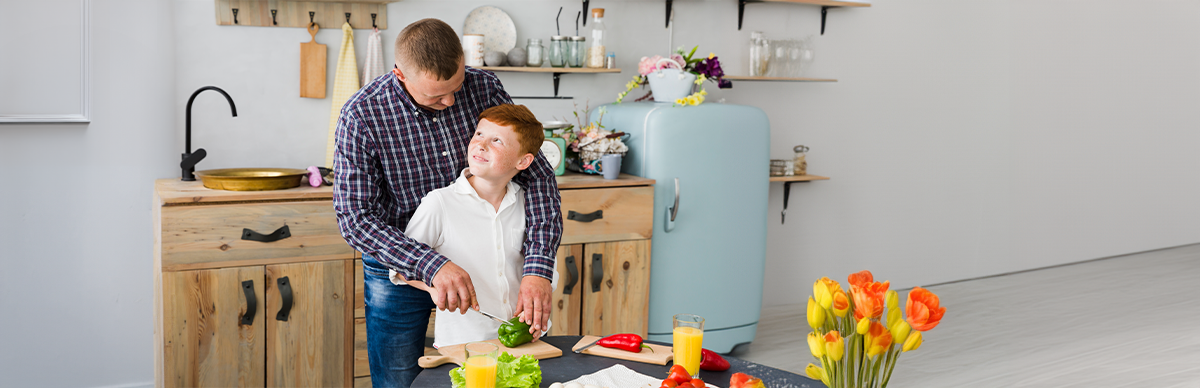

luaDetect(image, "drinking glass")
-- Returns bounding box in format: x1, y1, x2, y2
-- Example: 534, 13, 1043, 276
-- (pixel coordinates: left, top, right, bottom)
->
673, 313, 705, 377
464, 341, 498, 388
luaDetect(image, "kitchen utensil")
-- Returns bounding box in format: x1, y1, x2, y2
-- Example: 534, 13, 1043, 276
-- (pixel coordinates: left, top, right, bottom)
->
194, 168, 308, 191
463, 6, 517, 54
570, 336, 673, 365
300, 23, 326, 98
473, 308, 510, 325
418, 338, 562, 368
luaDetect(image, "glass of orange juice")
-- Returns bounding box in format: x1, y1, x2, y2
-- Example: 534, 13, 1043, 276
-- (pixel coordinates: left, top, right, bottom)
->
673, 313, 705, 377
464, 341, 498, 388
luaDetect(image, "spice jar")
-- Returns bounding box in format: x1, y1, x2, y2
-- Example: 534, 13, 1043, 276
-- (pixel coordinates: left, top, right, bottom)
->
568, 36, 586, 68
549, 36, 567, 67
793, 145, 808, 176
526, 38, 544, 67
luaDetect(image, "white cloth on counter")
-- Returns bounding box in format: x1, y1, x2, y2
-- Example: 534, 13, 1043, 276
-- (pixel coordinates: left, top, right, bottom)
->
362, 28, 386, 86
564, 365, 721, 388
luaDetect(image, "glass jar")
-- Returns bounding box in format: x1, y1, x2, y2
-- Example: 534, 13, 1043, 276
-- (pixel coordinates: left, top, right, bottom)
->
587, 8, 607, 68
549, 36, 567, 67
793, 145, 808, 176
568, 36, 586, 68
526, 38, 544, 67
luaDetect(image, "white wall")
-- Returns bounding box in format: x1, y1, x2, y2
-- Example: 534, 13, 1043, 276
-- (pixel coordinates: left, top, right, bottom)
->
4, 0, 1200, 386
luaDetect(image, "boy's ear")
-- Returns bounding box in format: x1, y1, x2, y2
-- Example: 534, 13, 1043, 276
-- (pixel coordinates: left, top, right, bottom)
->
515, 153, 535, 171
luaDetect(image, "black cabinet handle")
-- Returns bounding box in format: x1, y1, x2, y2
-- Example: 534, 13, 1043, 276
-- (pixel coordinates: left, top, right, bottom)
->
241, 280, 256, 325
276, 276, 293, 321
563, 255, 579, 295
242, 225, 291, 243
590, 253, 603, 293
567, 210, 603, 223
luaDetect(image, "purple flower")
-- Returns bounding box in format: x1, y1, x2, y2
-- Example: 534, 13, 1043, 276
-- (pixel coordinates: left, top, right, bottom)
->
693, 56, 732, 89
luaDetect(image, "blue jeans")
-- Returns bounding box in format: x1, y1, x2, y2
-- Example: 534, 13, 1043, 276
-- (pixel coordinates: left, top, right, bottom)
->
363, 254, 436, 388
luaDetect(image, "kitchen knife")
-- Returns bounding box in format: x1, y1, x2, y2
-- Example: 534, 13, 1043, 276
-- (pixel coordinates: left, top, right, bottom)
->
473, 308, 510, 325
573, 337, 602, 353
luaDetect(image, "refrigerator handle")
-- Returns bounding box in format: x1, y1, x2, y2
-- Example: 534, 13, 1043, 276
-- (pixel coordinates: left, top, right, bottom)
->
665, 178, 679, 232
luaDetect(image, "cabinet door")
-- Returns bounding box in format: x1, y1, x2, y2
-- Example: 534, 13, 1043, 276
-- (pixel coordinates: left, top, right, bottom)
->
266, 260, 352, 388
581, 240, 651, 337
549, 244, 583, 336
163, 267, 266, 388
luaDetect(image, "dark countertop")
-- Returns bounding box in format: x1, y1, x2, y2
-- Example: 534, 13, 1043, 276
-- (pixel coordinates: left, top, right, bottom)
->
411, 335, 821, 388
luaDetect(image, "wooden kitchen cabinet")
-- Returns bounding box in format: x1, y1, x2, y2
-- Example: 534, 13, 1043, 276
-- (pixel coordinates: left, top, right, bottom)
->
161, 267, 265, 388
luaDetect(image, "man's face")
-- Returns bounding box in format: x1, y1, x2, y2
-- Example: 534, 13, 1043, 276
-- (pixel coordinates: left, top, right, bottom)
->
396, 59, 465, 111
467, 119, 533, 180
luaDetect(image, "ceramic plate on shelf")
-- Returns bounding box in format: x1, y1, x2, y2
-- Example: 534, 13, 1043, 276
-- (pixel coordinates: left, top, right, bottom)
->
463, 6, 517, 54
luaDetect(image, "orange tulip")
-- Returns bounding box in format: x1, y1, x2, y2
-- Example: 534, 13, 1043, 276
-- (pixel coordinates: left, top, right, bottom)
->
864, 321, 893, 358
906, 287, 946, 331
823, 331, 845, 361
832, 290, 850, 318
851, 280, 890, 321
847, 270, 874, 288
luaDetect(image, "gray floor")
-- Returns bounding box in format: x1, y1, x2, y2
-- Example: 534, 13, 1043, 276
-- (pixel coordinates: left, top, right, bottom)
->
735, 244, 1200, 387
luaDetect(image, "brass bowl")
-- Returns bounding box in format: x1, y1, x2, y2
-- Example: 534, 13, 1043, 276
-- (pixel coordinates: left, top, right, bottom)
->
194, 168, 308, 191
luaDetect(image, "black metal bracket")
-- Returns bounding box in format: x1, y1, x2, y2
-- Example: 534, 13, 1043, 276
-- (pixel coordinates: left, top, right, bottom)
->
739, 1, 839, 35
241, 280, 257, 325
232, 8, 239, 24
820, 6, 830, 35
666, 0, 673, 28
780, 180, 819, 224
738, 0, 747, 30
563, 255, 579, 295
242, 225, 291, 243
271, 10, 277, 26
276, 276, 293, 321
567, 209, 603, 223
590, 253, 603, 293
510, 72, 575, 99
582, 0, 590, 26
371, 13, 377, 28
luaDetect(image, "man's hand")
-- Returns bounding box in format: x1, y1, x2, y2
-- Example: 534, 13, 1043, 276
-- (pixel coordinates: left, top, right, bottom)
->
515, 275, 553, 335
430, 261, 478, 314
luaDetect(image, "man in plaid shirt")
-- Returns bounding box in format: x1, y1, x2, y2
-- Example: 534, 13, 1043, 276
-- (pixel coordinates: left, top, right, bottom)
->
333, 19, 562, 388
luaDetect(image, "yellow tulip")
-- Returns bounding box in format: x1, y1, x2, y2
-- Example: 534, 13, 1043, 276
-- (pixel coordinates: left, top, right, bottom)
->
832, 290, 850, 318
890, 320, 911, 345
807, 297, 826, 329
807, 332, 825, 358
865, 321, 893, 358
856, 317, 870, 335
903, 331, 923, 352
886, 306, 902, 328
813, 278, 834, 309
806, 363, 828, 385
886, 290, 899, 310
823, 331, 845, 361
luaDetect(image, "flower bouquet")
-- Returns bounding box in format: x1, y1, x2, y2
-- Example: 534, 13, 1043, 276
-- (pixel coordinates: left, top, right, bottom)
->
548, 103, 628, 175
805, 270, 946, 388
617, 46, 731, 106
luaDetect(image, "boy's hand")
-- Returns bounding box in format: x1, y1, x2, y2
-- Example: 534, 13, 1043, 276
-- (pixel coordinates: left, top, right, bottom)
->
516, 275, 552, 333
430, 261, 479, 314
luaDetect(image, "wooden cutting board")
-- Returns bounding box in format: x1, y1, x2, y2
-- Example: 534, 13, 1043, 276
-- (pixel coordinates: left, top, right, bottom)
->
299, 23, 326, 98
418, 338, 563, 368
571, 335, 674, 365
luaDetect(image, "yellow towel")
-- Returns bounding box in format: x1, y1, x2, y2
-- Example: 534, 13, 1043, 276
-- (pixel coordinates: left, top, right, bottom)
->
326, 22, 360, 168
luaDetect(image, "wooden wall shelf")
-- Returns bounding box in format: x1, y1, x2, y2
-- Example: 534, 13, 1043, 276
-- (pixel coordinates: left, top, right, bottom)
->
726, 76, 838, 83
738, 0, 870, 33
216, 0, 395, 29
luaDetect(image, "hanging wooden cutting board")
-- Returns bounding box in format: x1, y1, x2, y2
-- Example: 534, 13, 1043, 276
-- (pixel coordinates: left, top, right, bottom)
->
300, 23, 326, 98
418, 338, 563, 368
571, 336, 674, 365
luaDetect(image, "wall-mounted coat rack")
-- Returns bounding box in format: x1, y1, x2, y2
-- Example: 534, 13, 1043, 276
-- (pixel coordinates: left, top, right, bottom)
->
215, 0, 395, 29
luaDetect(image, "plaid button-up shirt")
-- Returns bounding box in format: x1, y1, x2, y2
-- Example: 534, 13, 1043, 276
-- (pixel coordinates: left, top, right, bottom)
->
333, 67, 562, 286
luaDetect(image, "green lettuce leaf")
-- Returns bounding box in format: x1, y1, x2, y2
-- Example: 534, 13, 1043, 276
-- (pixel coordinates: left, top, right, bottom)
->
448, 352, 542, 388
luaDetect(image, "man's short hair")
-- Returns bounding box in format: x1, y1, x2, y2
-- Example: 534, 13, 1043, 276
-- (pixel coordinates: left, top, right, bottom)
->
394, 18, 463, 81
478, 105, 544, 157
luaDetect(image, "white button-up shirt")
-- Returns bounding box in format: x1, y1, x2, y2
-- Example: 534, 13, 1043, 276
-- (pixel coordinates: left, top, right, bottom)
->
389, 170, 555, 348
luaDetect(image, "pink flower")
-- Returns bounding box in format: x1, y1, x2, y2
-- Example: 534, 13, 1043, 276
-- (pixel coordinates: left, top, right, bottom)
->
638, 56, 663, 75
669, 54, 685, 69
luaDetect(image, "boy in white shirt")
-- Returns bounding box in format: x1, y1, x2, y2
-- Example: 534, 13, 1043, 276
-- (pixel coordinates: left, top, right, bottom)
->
389, 104, 556, 348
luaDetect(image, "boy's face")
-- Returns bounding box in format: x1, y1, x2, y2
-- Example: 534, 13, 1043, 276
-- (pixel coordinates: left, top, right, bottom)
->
467, 119, 534, 181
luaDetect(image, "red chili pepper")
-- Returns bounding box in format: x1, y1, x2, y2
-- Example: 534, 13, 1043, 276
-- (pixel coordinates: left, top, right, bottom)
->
700, 348, 730, 371
597, 333, 654, 353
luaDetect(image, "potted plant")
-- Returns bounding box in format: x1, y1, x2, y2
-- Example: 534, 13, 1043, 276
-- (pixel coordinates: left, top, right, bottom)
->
617, 46, 732, 106
548, 104, 629, 175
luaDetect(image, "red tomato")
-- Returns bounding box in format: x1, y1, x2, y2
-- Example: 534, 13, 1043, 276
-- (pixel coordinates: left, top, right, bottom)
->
678, 383, 695, 388
691, 378, 706, 387
660, 379, 679, 388
668, 365, 692, 384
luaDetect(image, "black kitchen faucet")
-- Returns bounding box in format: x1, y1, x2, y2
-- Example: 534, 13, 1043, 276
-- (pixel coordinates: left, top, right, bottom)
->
181, 86, 237, 181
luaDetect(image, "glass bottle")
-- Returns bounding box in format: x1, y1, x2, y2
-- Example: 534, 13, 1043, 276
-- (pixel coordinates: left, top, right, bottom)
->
526, 38, 544, 67
587, 8, 607, 68
549, 36, 567, 67
749, 31, 764, 77
793, 145, 808, 176
568, 36, 586, 68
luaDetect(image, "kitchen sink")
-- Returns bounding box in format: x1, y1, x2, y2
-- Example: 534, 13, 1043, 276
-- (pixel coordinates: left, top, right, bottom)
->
194, 168, 308, 191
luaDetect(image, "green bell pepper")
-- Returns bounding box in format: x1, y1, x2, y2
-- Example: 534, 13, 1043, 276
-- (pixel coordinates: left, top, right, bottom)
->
497, 317, 533, 348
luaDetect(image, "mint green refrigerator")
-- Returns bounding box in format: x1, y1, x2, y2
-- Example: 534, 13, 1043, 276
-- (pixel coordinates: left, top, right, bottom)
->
594, 102, 770, 353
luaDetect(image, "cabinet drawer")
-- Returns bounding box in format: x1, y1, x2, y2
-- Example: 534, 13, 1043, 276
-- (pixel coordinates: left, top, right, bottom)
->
560, 186, 653, 244
161, 201, 352, 271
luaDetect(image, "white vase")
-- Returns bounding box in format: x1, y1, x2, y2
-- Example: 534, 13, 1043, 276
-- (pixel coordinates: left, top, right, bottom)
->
647, 68, 697, 102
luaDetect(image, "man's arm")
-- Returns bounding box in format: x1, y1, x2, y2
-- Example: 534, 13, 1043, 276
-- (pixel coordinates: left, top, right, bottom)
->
512, 152, 563, 333
332, 108, 450, 287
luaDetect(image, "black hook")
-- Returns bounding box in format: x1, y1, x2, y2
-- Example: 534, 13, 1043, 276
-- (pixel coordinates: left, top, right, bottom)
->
346, 12, 351, 25
270, 10, 277, 25
232, 8, 239, 24
371, 13, 377, 28
309, 11, 315, 25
